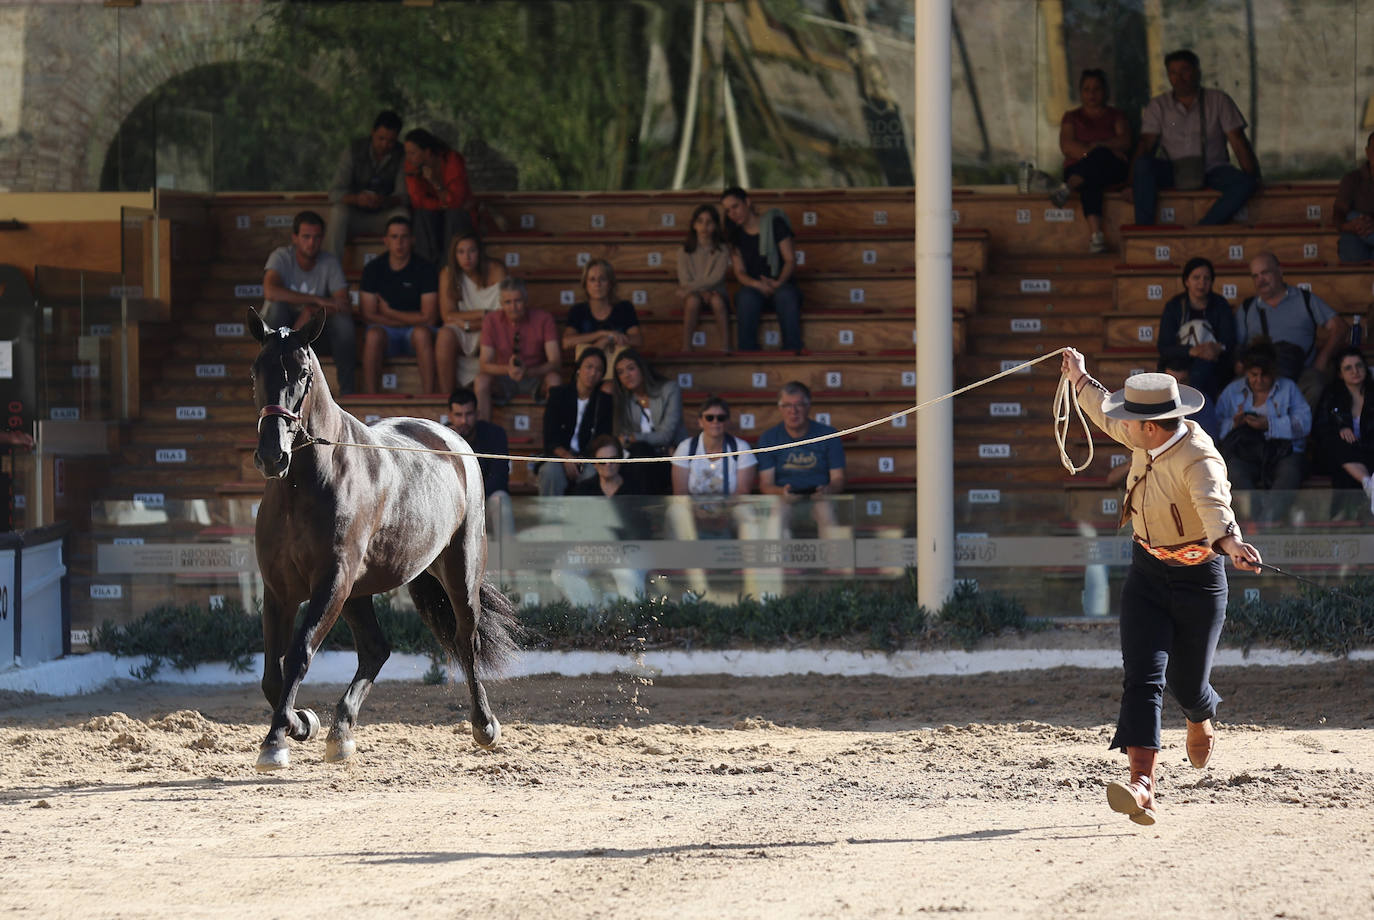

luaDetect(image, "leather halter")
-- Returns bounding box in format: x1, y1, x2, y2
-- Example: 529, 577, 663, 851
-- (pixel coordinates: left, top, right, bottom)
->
256, 363, 318, 450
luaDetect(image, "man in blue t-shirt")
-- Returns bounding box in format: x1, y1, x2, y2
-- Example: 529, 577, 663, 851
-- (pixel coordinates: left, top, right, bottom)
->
756, 381, 846, 496
359, 216, 439, 394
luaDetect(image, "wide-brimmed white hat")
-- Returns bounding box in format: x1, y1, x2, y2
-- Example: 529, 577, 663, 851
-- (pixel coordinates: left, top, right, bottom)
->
1102, 372, 1206, 421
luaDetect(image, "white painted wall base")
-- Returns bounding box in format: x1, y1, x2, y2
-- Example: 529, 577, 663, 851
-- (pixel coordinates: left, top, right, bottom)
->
1, 647, 1370, 699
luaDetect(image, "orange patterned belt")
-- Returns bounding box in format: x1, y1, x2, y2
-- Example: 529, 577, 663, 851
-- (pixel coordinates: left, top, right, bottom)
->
1134, 536, 1214, 566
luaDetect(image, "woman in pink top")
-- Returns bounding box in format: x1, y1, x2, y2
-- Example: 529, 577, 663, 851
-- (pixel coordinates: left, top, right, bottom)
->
1048, 69, 1131, 254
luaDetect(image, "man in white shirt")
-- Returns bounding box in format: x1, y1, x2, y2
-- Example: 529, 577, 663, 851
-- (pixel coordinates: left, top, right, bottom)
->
1128, 49, 1260, 226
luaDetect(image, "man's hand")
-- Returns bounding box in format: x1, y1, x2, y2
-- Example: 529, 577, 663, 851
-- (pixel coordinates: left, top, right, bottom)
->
1341, 426, 1357, 444
1060, 347, 1088, 386
357, 191, 382, 209
507, 356, 526, 382
1217, 534, 1263, 573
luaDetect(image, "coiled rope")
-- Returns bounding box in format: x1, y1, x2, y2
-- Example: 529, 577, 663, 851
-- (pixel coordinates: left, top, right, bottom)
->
291, 348, 1095, 473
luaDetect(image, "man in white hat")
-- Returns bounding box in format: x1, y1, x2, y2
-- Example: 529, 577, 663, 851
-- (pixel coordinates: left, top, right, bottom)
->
1062, 348, 1263, 826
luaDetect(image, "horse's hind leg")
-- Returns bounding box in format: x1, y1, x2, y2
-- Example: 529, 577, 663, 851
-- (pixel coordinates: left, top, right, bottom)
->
325, 595, 391, 763
433, 534, 500, 749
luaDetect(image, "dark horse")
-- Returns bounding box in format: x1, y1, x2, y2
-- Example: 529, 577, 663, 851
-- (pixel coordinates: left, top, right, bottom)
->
248, 308, 518, 771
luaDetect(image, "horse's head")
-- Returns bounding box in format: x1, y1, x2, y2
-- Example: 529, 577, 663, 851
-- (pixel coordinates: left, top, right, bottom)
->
248, 307, 326, 479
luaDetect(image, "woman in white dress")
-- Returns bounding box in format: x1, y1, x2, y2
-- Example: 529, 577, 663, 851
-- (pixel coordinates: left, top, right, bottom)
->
436, 232, 506, 393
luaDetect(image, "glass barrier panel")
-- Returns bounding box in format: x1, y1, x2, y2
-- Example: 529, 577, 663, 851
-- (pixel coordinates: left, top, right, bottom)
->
68, 487, 1371, 644
33, 266, 127, 425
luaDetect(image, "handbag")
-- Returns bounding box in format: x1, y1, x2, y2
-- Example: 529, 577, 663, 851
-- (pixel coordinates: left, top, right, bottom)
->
1163, 91, 1207, 190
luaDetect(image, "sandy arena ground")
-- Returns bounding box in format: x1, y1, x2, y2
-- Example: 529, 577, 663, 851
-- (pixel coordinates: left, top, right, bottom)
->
1, 662, 1372, 919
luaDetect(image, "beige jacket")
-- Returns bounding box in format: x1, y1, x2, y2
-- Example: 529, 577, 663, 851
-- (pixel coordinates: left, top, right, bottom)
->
1079, 377, 1243, 551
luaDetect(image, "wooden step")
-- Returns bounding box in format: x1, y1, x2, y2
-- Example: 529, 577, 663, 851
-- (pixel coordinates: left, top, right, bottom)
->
1112, 265, 1374, 313
1120, 225, 1341, 268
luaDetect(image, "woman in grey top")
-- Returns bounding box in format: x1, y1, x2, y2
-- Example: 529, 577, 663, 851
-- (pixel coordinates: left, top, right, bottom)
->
676, 204, 731, 352
611, 349, 687, 494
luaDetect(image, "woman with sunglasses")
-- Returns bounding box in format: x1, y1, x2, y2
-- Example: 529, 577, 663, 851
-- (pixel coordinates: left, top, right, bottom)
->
668, 397, 757, 597
671, 397, 756, 497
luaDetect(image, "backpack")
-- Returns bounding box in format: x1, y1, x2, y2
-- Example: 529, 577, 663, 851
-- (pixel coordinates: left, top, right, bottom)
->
1242, 288, 1317, 381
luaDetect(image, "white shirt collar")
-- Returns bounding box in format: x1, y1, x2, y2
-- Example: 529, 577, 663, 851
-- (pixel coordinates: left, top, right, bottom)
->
1148, 423, 1189, 460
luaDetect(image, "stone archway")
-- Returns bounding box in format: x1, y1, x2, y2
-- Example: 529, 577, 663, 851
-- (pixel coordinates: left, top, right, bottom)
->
3, 2, 263, 192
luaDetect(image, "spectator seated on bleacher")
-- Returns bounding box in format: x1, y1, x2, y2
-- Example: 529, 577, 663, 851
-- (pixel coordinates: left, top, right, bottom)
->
721, 186, 802, 352
1216, 342, 1312, 495
359, 216, 439, 395
560, 258, 643, 371
324, 109, 409, 264
611, 349, 687, 495
1314, 346, 1374, 512
403, 128, 475, 264
554, 433, 650, 606
1049, 68, 1131, 254
1129, 49, 1259, 227
446, 386, 513, 536
671, 396, 757, 498
570, 434, 649, 498
1334, 132, 1374, 264
676, 204, 732, 351
756, 381, 845, 499
1235, 252, 1348, 407
537, 347, 613, 496
261, 210, 356, 395
1155, 256, 1236, 406
475, 276, 561, 421
436, 232, 506, 395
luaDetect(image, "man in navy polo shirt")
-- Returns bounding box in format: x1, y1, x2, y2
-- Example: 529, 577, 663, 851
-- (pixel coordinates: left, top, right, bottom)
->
756, 381, 846, 497
359, 216, 439, 394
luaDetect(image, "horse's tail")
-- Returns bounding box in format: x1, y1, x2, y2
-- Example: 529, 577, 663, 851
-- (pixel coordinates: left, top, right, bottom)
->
475, 578, 522, 677
406, 572, 522, 679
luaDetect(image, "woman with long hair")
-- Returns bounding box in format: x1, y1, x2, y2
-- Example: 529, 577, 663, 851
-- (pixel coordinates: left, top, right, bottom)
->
402, 128, 474, 262
676, 204, 731, 352
610, 348, 687, 494
1315, 346, 1374, 510
435, 232, 506, 393
721, 186, 802, 352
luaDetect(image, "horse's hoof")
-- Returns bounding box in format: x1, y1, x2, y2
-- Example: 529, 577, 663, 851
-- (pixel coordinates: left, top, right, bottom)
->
474, 716, 501, 750
255, 744, 290, 772
325, 735, 356, 763
298, 709, 321, 742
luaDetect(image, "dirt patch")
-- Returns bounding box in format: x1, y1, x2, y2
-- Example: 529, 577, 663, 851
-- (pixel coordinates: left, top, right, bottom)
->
1, 663, 1371, 918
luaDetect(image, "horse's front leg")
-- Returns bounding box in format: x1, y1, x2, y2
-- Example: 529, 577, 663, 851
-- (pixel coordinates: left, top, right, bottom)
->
256, 567, 354, 772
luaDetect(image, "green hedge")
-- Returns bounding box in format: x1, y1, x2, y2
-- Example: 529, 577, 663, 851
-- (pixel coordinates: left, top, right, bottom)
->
91, 575, 1374, 675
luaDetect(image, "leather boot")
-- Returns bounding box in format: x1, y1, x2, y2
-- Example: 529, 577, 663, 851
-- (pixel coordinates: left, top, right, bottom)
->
1186, 718, 1215, 768
1106, 746, 1157, 826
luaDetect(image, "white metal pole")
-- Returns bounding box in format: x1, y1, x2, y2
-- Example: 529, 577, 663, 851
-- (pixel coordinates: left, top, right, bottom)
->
722, 74, 750, 189
671, 0, 706, 190
915, 0, 954, 611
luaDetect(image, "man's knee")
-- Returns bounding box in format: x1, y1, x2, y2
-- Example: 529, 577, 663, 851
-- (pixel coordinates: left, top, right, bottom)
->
1338, 233, 1372, 263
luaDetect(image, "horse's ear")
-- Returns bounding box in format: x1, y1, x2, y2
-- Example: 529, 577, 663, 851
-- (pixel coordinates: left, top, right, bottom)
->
299, 308, 327, 345
248, 307, 269, 343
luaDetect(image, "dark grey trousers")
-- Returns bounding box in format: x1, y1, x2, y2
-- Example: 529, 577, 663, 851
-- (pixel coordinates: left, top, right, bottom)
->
1110, 542, 1227, 751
